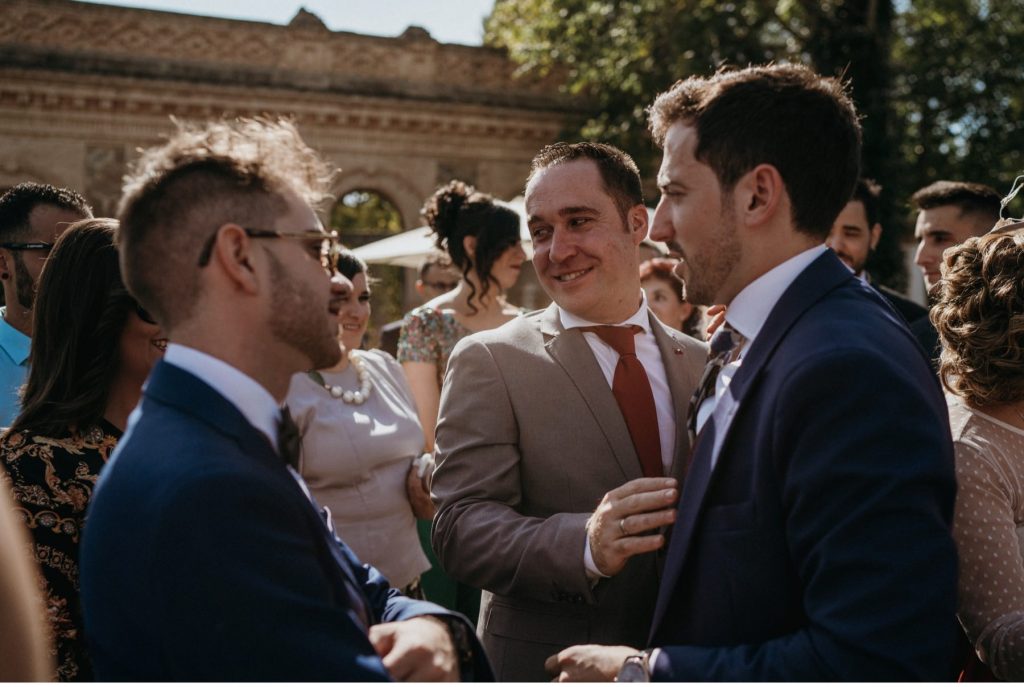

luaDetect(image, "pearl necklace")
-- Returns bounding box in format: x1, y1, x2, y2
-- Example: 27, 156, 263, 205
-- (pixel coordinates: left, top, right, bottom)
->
319, 352, 373, 405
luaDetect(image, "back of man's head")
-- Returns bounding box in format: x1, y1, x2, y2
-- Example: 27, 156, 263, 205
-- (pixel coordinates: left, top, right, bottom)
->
526, 141, 644, 221
0, 183, 92, 241
910, 180, 1001, 225
117, 118, 333, 330
647, 63, 862, 239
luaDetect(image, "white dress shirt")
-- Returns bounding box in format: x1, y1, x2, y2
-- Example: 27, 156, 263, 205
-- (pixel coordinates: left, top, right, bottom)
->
162, 343, 282, 448
559, 292, 678, 580
694, 245, 828, 451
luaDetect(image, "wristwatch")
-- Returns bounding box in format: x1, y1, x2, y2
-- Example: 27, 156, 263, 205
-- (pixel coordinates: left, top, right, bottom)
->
616, 652, 651, 682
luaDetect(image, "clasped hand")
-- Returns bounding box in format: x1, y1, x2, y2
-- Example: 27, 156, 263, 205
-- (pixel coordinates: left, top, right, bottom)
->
369, 616, 458, 681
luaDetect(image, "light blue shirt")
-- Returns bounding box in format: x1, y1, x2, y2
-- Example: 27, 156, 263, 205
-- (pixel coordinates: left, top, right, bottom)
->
0, 306, 30, 429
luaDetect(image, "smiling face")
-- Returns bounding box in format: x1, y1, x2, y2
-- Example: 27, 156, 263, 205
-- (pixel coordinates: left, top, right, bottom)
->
337, 270, 370, 353
649, 121, 742, 307
526, 159, 646, 323
914, 205, 992, 290
490, 241, 527, 292
826, 200, 880, 276
117, 307, 166, 388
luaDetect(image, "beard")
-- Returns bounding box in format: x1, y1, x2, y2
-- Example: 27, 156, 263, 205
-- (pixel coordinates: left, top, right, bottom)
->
12, 252, 36, 310
678, 208, 742, 306
266, 252, 341, 371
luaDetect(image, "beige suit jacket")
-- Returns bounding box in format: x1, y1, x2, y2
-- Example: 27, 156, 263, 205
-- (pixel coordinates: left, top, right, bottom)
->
432, 303, 707, 681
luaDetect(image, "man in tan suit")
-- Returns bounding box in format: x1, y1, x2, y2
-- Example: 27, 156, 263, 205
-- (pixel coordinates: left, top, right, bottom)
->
431, 142, 707, 681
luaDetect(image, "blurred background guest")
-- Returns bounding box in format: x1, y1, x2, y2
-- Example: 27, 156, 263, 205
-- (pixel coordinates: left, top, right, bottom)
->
398, 179, 525, 451
0, 480, 53, 681
378, 253, 459, 357
639, 256, 704, 340
286, 251, 431, 596
0, 218, 165, 680
933, 219, 1024, 681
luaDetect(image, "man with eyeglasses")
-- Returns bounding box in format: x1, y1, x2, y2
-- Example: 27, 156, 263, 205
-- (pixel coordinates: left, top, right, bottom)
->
379, 253, 460, 357
0, 183, 92, 426
79, 118, 488, 681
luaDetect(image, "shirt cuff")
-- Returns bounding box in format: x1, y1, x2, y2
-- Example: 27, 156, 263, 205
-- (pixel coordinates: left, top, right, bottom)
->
583, 535, 610, 581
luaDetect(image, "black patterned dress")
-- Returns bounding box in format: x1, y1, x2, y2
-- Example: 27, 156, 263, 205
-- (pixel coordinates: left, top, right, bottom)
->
0, 422, 121, 681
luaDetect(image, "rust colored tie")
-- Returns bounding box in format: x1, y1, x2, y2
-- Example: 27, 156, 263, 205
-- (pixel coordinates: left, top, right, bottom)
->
582, 325, 663, 477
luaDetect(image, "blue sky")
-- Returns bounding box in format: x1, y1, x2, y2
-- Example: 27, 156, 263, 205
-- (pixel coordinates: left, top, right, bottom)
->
78, 0, 496, 45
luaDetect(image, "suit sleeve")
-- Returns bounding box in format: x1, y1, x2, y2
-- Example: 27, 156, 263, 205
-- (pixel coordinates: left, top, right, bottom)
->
653, 348, 958, 681
431, 336, 594, 602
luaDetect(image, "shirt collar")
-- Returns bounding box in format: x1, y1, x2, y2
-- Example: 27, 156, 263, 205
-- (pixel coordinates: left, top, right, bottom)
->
163, 343, 281, 447
0, 307, 30, 365
726, 244, 828, 347
558, 290, 651, 334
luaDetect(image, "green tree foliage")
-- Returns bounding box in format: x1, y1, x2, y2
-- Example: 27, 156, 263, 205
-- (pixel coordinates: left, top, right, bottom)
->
485, 0, 1024, 288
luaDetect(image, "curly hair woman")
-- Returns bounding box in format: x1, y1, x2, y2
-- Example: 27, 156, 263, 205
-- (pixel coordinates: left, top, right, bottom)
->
933, 219, 1024, 680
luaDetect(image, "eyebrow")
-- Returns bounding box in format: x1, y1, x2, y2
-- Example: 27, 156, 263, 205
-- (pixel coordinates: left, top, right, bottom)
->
527, 205, 601, 224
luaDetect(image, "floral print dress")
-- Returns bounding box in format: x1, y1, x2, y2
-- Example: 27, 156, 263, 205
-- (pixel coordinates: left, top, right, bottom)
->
0, 422, 121, 681
396, 305, 473, 386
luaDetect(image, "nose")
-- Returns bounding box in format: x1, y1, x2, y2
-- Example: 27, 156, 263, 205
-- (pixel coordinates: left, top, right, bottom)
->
649, 197, 672, 244
913, 239, 930, 269
514, 242, 526, 260
548, 228, 576, 264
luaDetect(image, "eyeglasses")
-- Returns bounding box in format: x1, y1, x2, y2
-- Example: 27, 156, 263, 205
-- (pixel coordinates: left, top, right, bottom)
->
0, 242, 54, 251
197, 226, 341, 273
421, 279, 459, 292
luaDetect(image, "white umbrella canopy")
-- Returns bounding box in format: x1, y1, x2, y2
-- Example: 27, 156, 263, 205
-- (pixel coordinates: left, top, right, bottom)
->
350, 197, 664, 268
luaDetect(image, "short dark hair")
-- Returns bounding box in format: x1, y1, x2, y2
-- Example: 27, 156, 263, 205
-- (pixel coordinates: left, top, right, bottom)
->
117, 118, 334, 330
6, 218, 134, 438
648, 63, 862, 239
527, 141, 644, 219
850, 178, 882, 228
422, 180, 520, 314
0, 183, 92, 241
910, 181, 1001, 223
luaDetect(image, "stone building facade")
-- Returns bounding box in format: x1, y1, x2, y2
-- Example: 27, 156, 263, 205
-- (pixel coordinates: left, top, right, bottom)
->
0, 0, 579, 315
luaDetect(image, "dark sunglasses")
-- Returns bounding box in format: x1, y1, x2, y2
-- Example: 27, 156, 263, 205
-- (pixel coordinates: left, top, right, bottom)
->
0, 241, 54, 251
135, 304, 157, 325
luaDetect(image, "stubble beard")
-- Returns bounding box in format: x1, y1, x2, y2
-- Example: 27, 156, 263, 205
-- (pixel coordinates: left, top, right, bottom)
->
266, 252, 341, 372
12, 253, 36, 310
682, 210, 742, 307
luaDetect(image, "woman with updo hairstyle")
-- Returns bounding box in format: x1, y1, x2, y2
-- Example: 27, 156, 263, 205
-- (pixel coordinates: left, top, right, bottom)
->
639, 257, 705, 340
933, 219, 1024, 680
398, 179, 525, 451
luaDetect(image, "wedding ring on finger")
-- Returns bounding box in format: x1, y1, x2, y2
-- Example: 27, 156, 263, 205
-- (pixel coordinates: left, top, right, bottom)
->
618, 518, 628, 536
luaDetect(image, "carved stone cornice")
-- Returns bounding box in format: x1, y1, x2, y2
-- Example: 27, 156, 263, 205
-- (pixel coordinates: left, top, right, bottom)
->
0, 0, 575, 112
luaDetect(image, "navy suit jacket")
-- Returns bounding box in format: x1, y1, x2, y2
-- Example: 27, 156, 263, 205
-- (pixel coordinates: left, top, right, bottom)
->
80, 361, 489, 681
649, 251, 957, 681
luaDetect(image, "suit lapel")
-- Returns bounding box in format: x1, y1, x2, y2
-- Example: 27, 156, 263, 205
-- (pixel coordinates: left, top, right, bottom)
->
144, 360, 378, 625
537, 304, 642, 482
649, 250, 856, 639
649, 314, 701, 481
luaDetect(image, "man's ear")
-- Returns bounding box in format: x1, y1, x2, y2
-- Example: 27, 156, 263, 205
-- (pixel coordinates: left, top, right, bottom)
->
735, 164, 784, 228
627, 204, 649, 244
211, 224, 260, 295
869, 223, 882, 251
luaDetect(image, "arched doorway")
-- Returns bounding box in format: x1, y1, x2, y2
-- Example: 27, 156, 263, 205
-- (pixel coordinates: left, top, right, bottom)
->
330, 189, 406, 347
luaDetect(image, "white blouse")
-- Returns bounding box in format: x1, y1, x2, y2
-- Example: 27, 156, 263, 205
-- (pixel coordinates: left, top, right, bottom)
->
285, 349, 429, 588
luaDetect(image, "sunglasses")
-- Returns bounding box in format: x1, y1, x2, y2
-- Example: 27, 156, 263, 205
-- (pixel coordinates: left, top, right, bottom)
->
135, 304, 157, 325
0, 241, 54, 251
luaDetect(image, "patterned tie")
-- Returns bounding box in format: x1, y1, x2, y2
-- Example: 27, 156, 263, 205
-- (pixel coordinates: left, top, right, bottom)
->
581, 325, 662, 477
278, 405, 301, 470
687, 324, 746, 446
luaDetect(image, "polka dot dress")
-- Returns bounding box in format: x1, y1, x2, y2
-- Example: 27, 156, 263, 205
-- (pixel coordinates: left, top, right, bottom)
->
950, 395, 1024, 680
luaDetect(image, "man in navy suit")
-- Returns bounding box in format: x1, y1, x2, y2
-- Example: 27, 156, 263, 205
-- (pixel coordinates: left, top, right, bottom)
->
546, 64, 957, 681
80, 119, 487, 681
